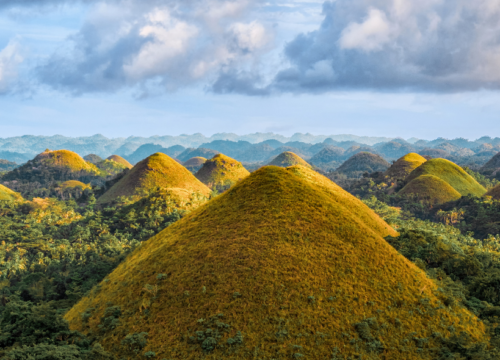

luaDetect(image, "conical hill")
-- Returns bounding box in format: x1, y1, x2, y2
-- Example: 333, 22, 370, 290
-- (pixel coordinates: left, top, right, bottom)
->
0, 184, 22, 201
107, 155, 133, 169
97, 153, 211, 204
385, 153, 427, 179
486, 184, 500, 200
406, 158, 486, 197
184, 157, 207, 172
268, 151, 311, 168
336, 152, 390, 175
2, 149, 103, 183
66, 166, 485, 359
195, 154, 250, 189
399, 175, 462, 205
59, 180, 91, 191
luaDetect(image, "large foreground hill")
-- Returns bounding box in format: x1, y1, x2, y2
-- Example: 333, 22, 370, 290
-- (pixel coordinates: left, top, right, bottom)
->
66, 166, 484, 359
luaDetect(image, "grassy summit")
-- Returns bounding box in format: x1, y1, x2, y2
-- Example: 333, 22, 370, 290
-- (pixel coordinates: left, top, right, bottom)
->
406, 158, 486, 197
59, 180, 91, 191
486, 184, 500, 200
35, 150, 101, 174
385, 153, 427, 179
268, 151, 311, 168
336, 152, 390, 176
107, 155, 133, 169
66, 166, 485, 359
97, 153, 210, 204
195, 154, 250, 190
399, 175, 462, 205
184, 157, 207, 173
0, 184, 22, 201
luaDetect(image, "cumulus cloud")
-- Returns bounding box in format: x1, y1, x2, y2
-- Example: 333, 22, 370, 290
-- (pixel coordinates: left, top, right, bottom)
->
216, 0, 500, 94
36, 0, 273, 95
0, 41, 23, 94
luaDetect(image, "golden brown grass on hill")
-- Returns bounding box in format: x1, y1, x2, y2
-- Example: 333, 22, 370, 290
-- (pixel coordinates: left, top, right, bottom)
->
406, 158, 486, 197
106, 155, 133, 169
0, 184, 22, 201
34, 149, 101, 174
399, 174, 462, 205
267, 151, 311, 168
385, 153, 427, 179
97, 153, 210, 204
195, 154, 250, 189
66, 166, 485, 360
59, 180, 91, 190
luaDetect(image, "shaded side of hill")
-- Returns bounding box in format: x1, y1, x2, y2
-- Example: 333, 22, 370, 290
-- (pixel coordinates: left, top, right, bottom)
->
385, 153, 427, 179
336, 152, 390, 176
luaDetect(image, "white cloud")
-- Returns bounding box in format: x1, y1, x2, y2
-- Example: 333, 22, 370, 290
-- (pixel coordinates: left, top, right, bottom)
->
340, 8, 392, 52
0, 41, 23, 94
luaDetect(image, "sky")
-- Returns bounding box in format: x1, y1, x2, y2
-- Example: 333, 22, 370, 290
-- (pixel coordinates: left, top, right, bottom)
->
1, 0, 500, 140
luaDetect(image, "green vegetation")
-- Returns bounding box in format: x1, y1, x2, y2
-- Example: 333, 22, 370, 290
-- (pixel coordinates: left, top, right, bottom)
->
267, 151, 311, 168
399, 175, 462, 205
487, 184, 500, 199
195, 154, 250, 192
84, 154, 103, 164
407, 158, 486, 197
97, 153, 211, 204
385, 153, 427, 179
66, 166, 486, 359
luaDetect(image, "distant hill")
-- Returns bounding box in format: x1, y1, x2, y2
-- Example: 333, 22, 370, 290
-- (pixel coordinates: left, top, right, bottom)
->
2, 149, 103, 186
177, 148, 220, 162
406, 158, 486, 197
267, 151, 311, 168
480, 152, 500, 176
106, 155, 133, 169
0, 184, 22, 201
195, 154, 250, 190
0, 151, 32, 164
374, 141, 416, 160
126, 144, 186, 165
83, 154, 103, 164
399, 174, 462, 204
236, 143, 275, 162
384, 153, 427, 179
309, 146, 344, 168
419, 148, 450, 159
97, 153, 210, 204
0, 159, 18, 172
336, 152, 390, 176
66, 166, 485, 359
183, 157, 207, 173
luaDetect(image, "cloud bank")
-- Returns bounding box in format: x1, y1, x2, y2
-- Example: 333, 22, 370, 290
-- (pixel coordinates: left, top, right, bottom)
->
4, 0, 500, 95
0, 41, 23, 94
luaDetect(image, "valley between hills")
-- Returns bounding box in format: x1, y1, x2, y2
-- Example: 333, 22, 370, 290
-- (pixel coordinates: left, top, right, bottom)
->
2, 135, 500, 359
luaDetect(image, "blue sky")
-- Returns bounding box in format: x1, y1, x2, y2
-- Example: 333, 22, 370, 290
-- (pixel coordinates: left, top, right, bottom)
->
1, 0, 500, 140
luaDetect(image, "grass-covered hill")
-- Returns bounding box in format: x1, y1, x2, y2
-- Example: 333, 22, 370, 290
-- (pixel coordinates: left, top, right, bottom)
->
406, 158, 486, 197
384, 153, 427, 179
308, 145, 344, 168
1, 149, 103, 186
399, 174, 462, 205
267, 151, 311, 168
486, 184, 500, 200
183, 157, 207, 173
0, 184, 22, 201
83, 154, 103, 164
95, 155, 134, 176
59, 180, 91, 191
97, 152, 211, 204
66, 166, 485, 359
336, 152, 390, 176
480, 152, 500, 175
195, 154, 250, 190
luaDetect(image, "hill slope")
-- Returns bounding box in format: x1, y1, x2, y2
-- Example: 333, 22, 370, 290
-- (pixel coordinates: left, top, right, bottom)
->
0, 184, 22, 201
486, 184, 500, 200
399, 174, 462, 204
66, 166, 484, 359
59, 180, 91, 191
336, 152, 390, 175
406, 158, 486, 197
267, 151, 311, 168
480, 152, 500, 175
106, 155, 133, 169
195, 154, 250, 189
97, 153, 210, 204
385, 153, 427, 179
